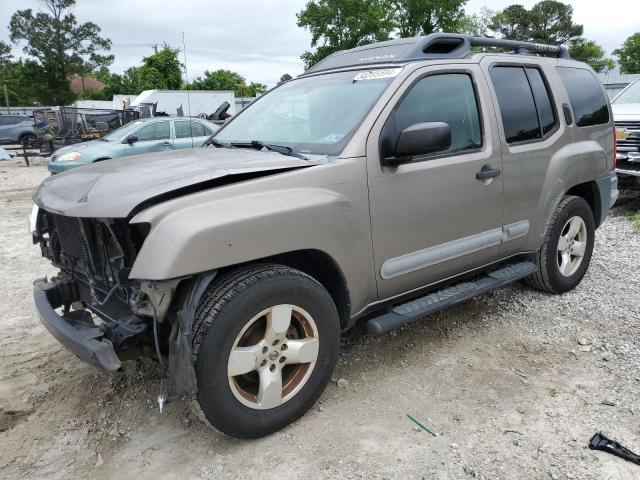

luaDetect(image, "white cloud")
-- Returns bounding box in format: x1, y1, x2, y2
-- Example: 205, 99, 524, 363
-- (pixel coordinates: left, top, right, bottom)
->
1, 0, 638, 88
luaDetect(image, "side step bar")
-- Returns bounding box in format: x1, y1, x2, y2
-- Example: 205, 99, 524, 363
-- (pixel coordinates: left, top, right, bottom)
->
367, 261, 537, 335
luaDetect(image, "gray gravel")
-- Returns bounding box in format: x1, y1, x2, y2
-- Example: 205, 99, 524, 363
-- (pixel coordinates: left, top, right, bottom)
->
0, 161, 639, 480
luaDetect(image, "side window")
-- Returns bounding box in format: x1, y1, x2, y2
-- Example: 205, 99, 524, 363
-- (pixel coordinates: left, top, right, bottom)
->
490, 66, 557, 143
557, 67, 609, 127
191, 122, 207, 137
386, 73, 482, 157
526, 68, 556, 135
135, 121, 171, 141
174, 121, 191, 139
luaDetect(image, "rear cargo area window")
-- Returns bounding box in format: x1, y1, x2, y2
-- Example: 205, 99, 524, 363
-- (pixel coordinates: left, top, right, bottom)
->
557, 67, 609, 127
490, 66, 557, 143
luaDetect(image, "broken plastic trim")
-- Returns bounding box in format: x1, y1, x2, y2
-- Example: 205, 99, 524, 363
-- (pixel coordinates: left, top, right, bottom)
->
589, 432, 640, 466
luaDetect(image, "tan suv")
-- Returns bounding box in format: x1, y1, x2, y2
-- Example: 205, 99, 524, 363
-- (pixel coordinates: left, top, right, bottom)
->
31, 34, 618, 438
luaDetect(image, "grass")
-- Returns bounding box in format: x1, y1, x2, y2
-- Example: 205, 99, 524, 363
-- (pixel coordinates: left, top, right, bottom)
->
629, 212, 640, 234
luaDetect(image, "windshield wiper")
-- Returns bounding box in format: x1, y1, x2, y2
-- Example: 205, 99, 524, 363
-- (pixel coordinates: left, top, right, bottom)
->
203, 137, 233, 148
246, 140, 308, 160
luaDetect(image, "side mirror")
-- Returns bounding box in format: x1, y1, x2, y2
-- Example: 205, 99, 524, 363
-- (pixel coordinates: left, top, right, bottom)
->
384, 122, 451, 166
125, 135, 138, 144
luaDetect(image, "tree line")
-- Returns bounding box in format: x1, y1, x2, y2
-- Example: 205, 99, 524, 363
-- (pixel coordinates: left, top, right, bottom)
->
297, 0, 640, 73
0, 0, 638, 108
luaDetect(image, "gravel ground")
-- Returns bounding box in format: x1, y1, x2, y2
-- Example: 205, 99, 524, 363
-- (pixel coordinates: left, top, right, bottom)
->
0, 159, 639, 480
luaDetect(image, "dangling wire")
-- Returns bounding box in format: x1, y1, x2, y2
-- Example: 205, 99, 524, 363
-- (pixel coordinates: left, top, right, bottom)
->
151, 303, 165, 371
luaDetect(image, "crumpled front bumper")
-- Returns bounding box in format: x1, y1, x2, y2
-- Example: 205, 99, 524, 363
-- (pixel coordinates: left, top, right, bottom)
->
33, 278, 121, 371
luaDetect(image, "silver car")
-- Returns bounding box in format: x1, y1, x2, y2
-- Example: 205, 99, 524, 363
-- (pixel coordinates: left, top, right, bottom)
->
0, 114, 35, 144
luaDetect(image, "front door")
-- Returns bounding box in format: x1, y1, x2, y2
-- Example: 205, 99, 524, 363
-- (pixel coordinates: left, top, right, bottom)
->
124, 120, 174, 157
367, 66, 505, 299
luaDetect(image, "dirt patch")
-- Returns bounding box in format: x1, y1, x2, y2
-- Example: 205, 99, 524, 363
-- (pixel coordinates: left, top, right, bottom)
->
0, 159, 639, 479
0, 407, 34, 433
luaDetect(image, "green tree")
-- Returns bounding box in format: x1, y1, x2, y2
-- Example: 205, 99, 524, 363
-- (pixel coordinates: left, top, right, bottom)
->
0, 41, 11, 66
188, 69, 246, 91
187, 70, 266, 97
246, 82, 268, 97
459, 7, 494, 37
278, 73, 293, 84
121, 46, 183, 94
490, 1, 583, 44
9, 0, 113, 105
297, 0, 394, 68
570, 39, 615, 73
392, 0, 468, 37
613, 33, 640, 74
0, 59, 49, 105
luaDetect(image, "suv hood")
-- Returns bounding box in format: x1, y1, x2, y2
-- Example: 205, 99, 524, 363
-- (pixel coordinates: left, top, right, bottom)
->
34, 147, 319, 218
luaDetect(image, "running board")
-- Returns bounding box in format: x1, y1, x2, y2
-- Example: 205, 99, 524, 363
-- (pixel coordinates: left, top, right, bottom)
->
367, 261, 537, 335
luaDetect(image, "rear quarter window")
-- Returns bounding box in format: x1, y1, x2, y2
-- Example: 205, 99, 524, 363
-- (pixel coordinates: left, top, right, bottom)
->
557, 67, 609, 127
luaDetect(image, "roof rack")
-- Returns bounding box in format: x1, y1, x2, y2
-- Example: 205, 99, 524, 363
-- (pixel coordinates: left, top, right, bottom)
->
303, 33, 570, 75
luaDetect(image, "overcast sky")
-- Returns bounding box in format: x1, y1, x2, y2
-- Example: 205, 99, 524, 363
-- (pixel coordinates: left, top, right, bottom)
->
1, 0, 638, 87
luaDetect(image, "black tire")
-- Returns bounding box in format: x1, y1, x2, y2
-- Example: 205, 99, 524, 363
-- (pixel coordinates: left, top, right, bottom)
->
527, 196, 595, 294
19, 133, 35, 145
191, 264, 340, 438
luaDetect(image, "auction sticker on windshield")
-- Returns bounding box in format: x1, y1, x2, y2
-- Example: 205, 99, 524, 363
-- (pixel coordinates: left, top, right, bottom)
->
353, 68, 402, 82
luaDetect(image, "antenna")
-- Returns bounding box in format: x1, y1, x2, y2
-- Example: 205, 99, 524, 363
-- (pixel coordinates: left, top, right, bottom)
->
181, 31, 193, 143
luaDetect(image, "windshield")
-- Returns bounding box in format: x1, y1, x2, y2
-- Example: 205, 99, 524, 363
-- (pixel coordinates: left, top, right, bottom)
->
101, 120, 146, 141
613, 80, 640, 105
213, 69, 399, 156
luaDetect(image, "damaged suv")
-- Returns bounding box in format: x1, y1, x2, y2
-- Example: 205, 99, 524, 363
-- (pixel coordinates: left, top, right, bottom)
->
31, 34, 618, 438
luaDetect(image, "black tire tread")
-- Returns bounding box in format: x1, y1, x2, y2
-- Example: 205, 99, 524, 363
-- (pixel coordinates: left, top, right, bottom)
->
526, 195, 583, 293
189, 263, 334, 432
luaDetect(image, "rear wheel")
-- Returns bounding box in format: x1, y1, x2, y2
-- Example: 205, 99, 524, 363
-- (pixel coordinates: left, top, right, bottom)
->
191, 264, 340, 438
527, 196, 595, 293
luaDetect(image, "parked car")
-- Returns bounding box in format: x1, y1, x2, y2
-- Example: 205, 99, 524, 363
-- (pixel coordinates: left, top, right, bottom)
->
0, 114, 35, 144
612, 79, 640, 184
47, 117, 219, 173
31, 34, 617, 439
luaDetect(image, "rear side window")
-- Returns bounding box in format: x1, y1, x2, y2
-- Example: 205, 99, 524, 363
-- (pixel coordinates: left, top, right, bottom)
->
174, 121, 192, 139
490, 66, 557, 143
388, 73, 482, 157
557, 67, 609, 127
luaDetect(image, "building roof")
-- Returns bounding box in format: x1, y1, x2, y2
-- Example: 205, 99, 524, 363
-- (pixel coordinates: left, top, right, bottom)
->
598, 71, 640, 86
68, 74, 106, 94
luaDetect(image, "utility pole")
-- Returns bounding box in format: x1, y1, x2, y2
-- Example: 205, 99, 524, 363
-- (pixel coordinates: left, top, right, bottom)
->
153, 44, 158, 54
3, 83, 9, 113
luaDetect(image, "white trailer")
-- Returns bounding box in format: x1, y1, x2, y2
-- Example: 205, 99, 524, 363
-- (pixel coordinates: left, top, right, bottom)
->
131, 90, 236, 117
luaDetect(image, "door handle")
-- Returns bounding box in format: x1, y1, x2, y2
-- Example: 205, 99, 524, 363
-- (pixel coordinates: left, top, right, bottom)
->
161, 141, 172, 146
476, 168, 501, 180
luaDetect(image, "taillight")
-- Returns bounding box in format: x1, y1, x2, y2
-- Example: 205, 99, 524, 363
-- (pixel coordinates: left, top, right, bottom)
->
612, 125, 617, 171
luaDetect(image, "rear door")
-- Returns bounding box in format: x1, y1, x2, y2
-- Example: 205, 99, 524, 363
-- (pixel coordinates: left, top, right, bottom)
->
124, 120, 174, 156
481, 58, 575, 255
173, 120, 195, 149
367, 65, 505, 299
0, 116, 20, 142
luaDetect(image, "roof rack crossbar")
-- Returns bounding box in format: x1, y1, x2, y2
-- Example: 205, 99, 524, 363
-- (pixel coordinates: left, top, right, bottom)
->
467, 36, 570, 59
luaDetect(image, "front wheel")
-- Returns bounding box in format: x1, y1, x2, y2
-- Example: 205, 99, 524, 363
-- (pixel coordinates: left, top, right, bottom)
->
527, 195, 595, 294
191, 264, 340, 438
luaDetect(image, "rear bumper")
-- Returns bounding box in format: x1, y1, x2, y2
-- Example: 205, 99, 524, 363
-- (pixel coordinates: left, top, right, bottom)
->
34, 278, 121, 371
616, 167, 640, 178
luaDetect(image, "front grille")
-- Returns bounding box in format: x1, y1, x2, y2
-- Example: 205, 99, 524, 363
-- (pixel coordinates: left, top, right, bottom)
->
615, 121, 640, 167
39, 211, 143, 324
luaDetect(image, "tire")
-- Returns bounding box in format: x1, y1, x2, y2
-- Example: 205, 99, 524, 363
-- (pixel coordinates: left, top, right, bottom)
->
191, 264, 340, 438
527, 195, 595, 294
19, 133, 35, 145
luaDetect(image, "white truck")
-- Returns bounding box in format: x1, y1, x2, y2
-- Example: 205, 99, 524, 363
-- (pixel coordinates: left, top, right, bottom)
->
612, 79, 640, 186
130, 89, 236, 118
